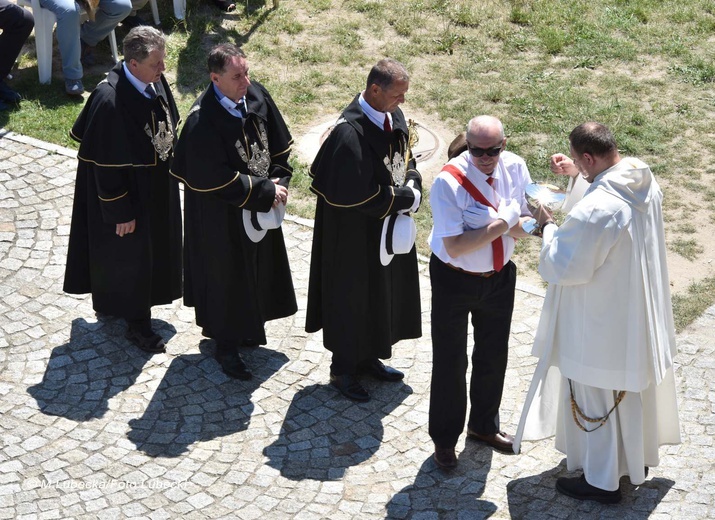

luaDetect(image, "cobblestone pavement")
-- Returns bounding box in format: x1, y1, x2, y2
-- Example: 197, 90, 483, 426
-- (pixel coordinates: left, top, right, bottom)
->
0, 130, 713, 519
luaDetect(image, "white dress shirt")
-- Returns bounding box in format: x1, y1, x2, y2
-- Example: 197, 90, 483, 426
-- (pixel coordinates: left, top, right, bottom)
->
429, 150, 532, 272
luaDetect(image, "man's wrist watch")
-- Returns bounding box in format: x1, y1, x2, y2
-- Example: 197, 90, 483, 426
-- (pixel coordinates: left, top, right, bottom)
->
539, 221, 555, 235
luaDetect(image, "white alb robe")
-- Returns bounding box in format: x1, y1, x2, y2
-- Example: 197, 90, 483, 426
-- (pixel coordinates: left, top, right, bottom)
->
514, 158, 681, 489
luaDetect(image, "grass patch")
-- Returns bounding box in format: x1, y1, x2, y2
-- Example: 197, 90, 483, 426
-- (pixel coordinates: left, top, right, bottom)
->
672, 277, 715, 332
669, 238, 704, 261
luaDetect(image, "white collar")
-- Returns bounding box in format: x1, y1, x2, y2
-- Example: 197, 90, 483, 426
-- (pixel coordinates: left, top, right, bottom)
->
359, 92, 392, 131
214, 84, 246, 110
123, 62, 151, 96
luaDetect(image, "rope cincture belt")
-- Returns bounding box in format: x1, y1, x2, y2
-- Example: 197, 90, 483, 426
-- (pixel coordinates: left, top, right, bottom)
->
569, 379, 626, 433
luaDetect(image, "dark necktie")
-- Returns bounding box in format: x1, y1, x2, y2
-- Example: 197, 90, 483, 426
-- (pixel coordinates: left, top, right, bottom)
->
383, 113, 391, 132
144, 83, 157, 99
237, 101, 247, 118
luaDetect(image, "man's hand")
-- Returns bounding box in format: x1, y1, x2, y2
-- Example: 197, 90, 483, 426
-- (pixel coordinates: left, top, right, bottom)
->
550, 153, 579, 178
532, 204, 555, 226
273, 179, 288, 208
116, 219, 136, 237
496, 199, 521, 229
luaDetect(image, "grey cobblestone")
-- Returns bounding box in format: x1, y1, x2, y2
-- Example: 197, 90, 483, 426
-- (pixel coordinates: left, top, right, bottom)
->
0, 130, 713, 518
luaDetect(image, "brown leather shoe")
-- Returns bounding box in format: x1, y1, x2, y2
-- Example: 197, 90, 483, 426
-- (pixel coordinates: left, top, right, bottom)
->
466, 428, 515, 454
433, 446, 457, 469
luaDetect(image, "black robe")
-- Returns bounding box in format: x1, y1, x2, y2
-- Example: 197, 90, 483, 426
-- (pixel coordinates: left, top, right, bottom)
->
63, 63, 182, 319
305, 95, 422, 365
170, 81, 297, 344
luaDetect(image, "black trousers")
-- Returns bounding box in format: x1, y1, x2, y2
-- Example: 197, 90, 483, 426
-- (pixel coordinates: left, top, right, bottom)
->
0, 0, 34, 79
428, 254, 516, 449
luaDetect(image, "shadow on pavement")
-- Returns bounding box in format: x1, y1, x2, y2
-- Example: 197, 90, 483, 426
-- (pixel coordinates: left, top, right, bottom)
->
27, 316, 174, 421
127, 340, 288, 457
506, 461, 675, 518
385, 441, 498, 519
263, 380, 412, 481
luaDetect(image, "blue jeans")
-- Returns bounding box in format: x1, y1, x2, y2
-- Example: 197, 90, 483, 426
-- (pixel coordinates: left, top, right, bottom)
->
38, 0, 132, 80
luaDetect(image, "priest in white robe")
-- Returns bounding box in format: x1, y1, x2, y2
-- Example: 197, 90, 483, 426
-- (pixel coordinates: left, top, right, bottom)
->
514, 122, 680, 503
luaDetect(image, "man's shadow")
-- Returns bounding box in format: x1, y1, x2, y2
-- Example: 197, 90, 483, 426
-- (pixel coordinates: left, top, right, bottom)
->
27, 317, 175, 421
127, 340, 288, 457
385, 441, 498, 519
506, 460, 675, 518
263, 381, 412, 481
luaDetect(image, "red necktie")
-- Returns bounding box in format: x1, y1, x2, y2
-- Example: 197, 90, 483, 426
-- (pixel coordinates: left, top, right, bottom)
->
384, 114, 391, 132
486, 176, 504, 271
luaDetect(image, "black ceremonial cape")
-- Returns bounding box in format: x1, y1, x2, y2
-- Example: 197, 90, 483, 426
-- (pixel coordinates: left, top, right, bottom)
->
171, 81, 297, 344
305, 95, 422, 365
63, 63, 182, 319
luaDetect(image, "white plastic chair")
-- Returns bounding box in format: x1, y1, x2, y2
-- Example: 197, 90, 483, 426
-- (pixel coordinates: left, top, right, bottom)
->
16, 0, 119, 85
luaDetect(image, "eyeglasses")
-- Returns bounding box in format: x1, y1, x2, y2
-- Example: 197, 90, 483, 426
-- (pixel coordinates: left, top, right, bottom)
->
467, 145, 503, 157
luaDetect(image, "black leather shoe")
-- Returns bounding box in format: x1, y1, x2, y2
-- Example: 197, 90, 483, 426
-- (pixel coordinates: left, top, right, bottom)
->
0, 81, 21, 104
433, 446, 457, 469
125, 326, 165, 353
329, 373, 370, 402
80, 40, 96, 67
466, 428, 515, 454
556, 475, 621, 504
217, 351, 252, 380
360, 359, 404, 382
121, 14, 148, 29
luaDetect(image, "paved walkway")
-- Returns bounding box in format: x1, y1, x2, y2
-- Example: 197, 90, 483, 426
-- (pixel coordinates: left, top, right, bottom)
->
0, 130, 712, 519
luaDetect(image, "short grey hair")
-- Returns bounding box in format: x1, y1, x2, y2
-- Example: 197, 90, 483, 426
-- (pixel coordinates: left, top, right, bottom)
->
366, 58, 409, 90
466, 116, 504, 141
123, 26, 166, 63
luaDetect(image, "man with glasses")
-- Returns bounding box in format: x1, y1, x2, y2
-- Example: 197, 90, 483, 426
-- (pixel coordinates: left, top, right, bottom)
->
428, 115, 533, 469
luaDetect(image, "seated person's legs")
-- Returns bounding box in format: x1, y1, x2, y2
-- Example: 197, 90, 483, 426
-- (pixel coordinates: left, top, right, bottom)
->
121, 0, 149, 28
80, 0, 132, 47
0, 0, 34, 107
39, 0, 83, 92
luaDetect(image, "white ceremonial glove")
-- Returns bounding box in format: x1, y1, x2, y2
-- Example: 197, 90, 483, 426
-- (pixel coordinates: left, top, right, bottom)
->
463, 205, 494, 230
496, 199, 521, 229
399, 180, 422, 214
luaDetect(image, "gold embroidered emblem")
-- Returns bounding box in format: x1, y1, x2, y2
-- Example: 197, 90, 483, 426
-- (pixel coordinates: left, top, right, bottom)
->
144, 99, 175, 162
235, 119, 271, 177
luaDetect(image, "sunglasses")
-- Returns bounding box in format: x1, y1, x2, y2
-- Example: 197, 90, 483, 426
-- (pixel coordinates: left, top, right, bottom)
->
467, 145, 503, 157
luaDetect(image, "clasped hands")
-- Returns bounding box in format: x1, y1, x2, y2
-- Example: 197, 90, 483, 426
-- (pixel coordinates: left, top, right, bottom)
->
463, 198, 521, 231
273, 178, 288, 208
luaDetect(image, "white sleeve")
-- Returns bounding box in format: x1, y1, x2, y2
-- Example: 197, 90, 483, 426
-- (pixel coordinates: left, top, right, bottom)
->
430, 176, 467, 239
538, 199, 624, 286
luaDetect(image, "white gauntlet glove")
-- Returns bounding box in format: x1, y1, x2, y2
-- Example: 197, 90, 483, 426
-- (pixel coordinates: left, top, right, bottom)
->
399, 180, 421, 214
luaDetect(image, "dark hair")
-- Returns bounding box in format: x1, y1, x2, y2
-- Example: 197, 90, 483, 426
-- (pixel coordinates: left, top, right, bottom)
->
123, 26, 165, 63
366, 58, 409, 90
447, 132, 468, 160
208, 43, 247, 74
569, 122, 618, 157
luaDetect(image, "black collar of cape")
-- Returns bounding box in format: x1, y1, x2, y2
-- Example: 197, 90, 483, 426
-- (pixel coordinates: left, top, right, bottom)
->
71, 62, 178, 165
110, 62, 178, 124
193, 81, 271, 125
340, 94, 408, 154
